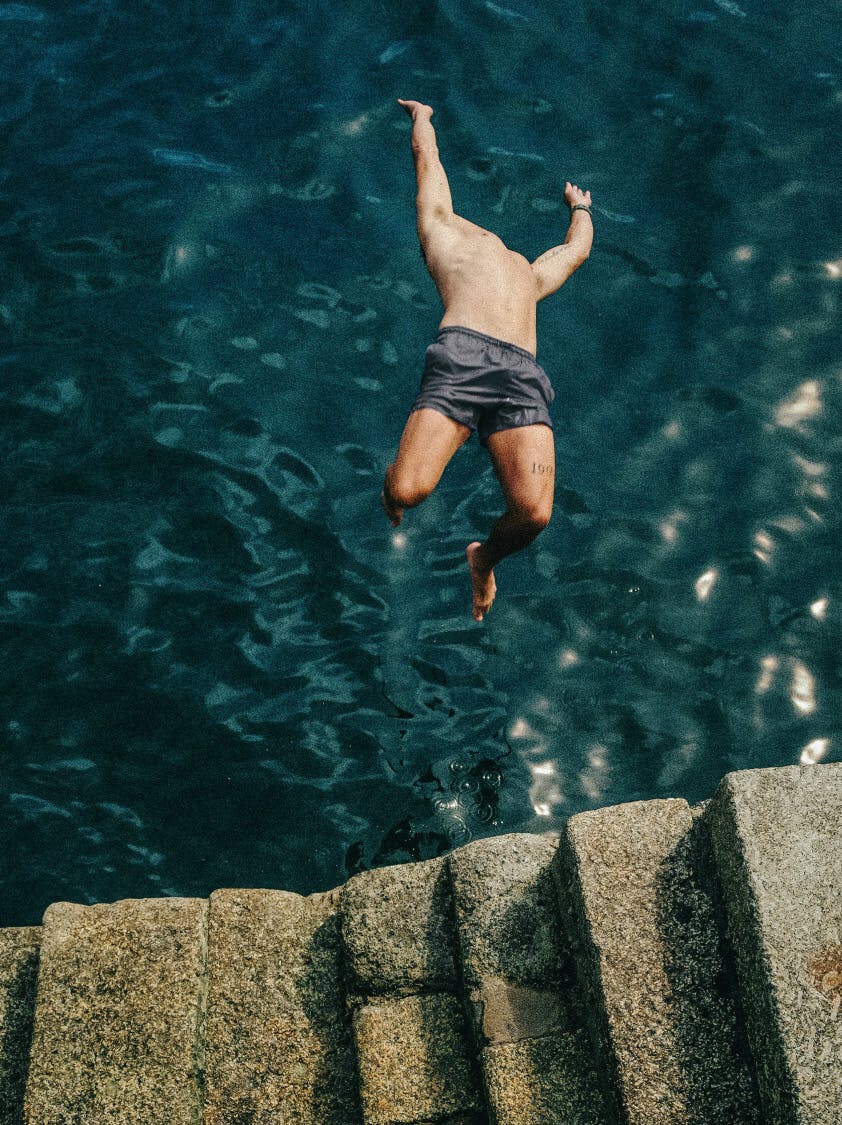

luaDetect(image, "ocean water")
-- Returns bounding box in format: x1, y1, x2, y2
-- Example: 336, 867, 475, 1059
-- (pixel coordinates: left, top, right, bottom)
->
1, 0, 840, 925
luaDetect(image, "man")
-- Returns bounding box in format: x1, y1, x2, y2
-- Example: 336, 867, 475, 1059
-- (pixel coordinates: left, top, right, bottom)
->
382, 99, 593, 621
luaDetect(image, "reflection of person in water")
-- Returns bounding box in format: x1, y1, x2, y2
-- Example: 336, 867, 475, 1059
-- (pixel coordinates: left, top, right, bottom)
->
382, 99, 593, 621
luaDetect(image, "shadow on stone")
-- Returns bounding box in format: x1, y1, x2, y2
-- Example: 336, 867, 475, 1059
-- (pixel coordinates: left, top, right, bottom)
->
551, 841, 621, 1124
0, 932, 40, 1125
655, 814, 762, 1124
297, 904, 363, 1125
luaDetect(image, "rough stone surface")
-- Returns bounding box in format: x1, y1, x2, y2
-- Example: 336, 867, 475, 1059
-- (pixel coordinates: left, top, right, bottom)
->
353, 993, 481, 1124
24, 897, 207, 1125
340, 855, 458, 999
203, 887, 359, 1124
483, 1030, 606, 1125
655, 810, 761, 1122
0, 927, 40, 1125
448, 834, 563, 989
706, 763, 842, 1124
449, 834, 607, 1123
560, 798, 724, 1124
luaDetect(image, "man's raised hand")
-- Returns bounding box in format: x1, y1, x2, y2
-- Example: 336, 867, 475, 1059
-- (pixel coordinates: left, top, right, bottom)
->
564, 181, 592, 209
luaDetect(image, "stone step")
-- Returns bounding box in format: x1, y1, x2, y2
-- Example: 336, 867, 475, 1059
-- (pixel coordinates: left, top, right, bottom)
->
203, 887, 359, 1124
0, 926, 40, 1125
448, 834, 607, 1125
556, 797, 761, 1124
706, 763, 842, 1125
23, 897, 208, 1125
340, 856, 483, 1125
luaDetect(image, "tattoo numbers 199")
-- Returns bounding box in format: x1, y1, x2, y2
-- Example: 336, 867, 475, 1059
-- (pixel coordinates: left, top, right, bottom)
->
532, 462, 554, 474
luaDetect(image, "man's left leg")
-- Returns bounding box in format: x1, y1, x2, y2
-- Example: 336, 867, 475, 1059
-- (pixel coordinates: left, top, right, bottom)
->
466, 424, 555, 620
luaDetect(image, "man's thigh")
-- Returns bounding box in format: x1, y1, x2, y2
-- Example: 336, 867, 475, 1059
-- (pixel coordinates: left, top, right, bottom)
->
485, 423, 555, 515
392, 407, 472, 494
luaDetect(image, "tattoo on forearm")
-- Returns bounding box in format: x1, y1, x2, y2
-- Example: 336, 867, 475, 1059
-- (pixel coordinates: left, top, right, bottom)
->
532, 462, 554, 474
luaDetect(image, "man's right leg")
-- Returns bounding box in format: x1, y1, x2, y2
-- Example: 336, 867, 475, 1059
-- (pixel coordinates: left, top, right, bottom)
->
382, 407, 471, 527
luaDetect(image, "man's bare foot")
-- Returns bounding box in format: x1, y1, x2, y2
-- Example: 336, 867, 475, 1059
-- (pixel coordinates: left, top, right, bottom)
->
466, 542, 496, 621
381, 489, 403, 528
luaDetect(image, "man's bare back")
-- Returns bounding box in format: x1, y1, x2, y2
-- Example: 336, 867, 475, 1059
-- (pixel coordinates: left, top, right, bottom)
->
384, 99, 593, 620
423, 214, 540, 354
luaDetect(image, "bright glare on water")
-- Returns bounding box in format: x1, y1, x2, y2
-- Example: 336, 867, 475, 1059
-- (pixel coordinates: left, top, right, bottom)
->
1, 0, 840, 924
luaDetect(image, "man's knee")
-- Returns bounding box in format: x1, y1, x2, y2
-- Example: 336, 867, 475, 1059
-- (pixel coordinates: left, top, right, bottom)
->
385, 463, 436, 510
515, 498, 552, 535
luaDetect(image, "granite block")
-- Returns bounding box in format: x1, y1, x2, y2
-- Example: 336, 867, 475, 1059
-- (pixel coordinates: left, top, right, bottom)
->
24, 897, 207, 1125
706, 763, 842, 1124
448, 834, 564, 989
482, 1030, 605, 1125
340, 856, 458, 999
560, 798, 701, 1123
449, 834, 608, 1122
353, 993, 480, 1124
203, 887, 358, 1124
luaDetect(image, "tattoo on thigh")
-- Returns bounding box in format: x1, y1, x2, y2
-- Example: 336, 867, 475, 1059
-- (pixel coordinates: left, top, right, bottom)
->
532, 462, 554, 475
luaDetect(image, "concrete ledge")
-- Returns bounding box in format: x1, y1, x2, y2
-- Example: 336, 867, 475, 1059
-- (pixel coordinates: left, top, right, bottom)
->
706, 764, 842, 1124
0, 927, 40, 1125
24, 897, 207, 1125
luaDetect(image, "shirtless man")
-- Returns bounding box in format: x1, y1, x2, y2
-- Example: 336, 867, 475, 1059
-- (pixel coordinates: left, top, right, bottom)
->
382, 99, 593, 620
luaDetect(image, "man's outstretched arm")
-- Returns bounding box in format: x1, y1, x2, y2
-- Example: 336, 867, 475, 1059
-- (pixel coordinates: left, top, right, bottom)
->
398, 99, 454, 239
532, 182, 593, 301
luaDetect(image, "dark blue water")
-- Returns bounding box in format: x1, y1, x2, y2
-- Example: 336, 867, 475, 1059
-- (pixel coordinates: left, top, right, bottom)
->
1, 0, 840, 925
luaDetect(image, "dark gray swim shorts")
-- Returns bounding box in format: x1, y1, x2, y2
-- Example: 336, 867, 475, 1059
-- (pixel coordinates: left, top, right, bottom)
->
410, 325, 555, 445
